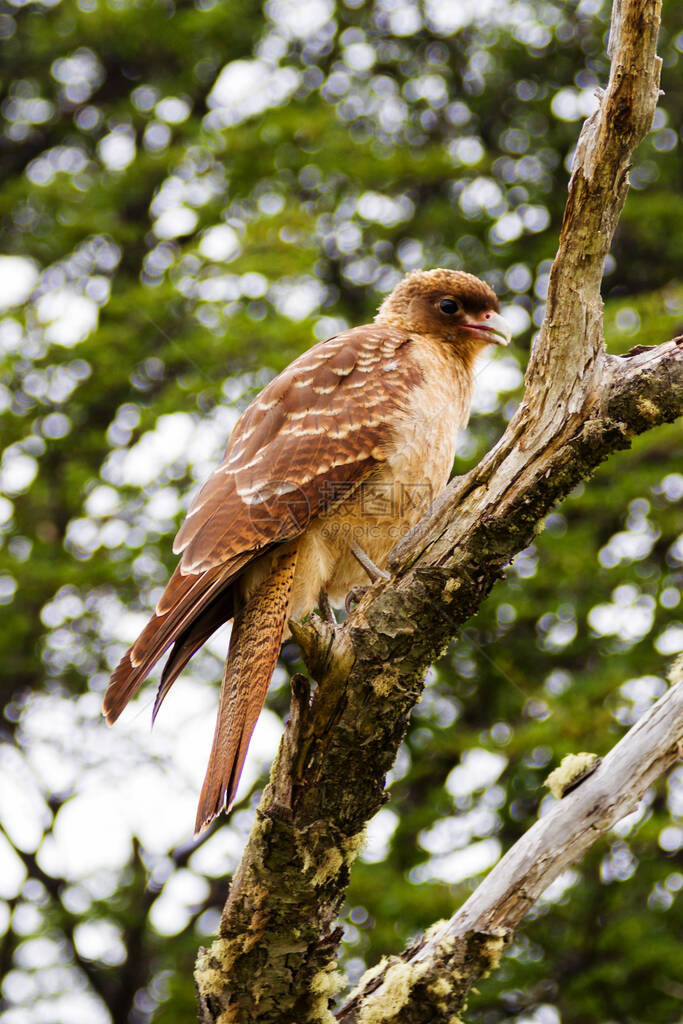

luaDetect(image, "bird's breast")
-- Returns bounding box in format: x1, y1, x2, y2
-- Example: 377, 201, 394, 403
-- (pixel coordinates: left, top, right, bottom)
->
318, 342, 473, 606
243, 340, 474, 623
385, 339, 473, 499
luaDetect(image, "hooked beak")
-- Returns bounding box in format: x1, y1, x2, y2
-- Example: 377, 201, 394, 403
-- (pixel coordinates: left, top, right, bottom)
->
462, 310, 512, 347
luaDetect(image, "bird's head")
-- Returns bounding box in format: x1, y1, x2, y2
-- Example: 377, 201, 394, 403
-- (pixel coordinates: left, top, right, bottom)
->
375, 268, 511, 352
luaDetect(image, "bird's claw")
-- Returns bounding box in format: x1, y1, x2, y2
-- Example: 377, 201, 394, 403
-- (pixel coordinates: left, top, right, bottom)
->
345, 585, 370, 614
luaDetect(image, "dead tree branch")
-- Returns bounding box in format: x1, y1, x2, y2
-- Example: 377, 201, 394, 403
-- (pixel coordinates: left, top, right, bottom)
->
194, 2, 680, 1022
336, 677, 683, 1023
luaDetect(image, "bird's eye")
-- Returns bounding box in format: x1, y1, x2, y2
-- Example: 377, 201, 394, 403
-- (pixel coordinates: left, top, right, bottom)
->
439, 298, 461, 316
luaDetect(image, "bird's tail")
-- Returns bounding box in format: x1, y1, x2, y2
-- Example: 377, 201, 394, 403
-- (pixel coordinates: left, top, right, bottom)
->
195, 549, 298, 833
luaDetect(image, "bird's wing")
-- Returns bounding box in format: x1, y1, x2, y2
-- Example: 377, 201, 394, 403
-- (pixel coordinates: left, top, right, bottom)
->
103, 324, 421, 723
172, 324, 420, 571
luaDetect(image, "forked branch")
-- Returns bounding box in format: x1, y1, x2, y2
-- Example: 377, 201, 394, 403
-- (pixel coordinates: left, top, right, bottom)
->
194, 3, 681, 1022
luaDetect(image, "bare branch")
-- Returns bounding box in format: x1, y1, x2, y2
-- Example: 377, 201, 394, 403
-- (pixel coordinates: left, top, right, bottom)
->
337, 678, 683, 1023
523, 0, 661, 416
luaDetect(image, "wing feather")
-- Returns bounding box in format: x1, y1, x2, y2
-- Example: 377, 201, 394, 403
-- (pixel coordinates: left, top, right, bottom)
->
104, 324, 422, 721
173, 326, 421, 573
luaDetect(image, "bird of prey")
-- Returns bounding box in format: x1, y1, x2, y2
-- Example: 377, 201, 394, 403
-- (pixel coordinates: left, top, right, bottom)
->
103, 268, 511, 832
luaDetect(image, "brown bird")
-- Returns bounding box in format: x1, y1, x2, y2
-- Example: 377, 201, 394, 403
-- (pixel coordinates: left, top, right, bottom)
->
103, 268, 511, 832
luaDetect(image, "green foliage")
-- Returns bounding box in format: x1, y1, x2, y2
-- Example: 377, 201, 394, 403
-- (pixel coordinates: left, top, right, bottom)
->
0, 1, 681, 1022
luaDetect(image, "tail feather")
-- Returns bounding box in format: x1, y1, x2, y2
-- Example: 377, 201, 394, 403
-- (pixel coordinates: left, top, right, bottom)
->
194, 550, 298, 833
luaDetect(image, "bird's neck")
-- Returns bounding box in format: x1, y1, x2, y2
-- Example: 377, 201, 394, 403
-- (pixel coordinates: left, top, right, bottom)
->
414, 332, 481, 391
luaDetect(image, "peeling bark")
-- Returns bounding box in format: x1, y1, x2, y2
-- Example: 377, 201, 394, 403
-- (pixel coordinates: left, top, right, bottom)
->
194, 2, 681, 1022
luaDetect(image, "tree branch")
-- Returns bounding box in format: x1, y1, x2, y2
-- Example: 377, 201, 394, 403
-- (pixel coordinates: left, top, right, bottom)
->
336, 677, 683, 1023
194, 2, 680, 1021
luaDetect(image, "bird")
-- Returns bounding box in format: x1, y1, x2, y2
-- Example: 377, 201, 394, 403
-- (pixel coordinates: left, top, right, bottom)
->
103, 268, 511, 833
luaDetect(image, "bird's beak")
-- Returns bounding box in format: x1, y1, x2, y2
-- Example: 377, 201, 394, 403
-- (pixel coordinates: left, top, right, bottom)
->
462, 310, 512, 347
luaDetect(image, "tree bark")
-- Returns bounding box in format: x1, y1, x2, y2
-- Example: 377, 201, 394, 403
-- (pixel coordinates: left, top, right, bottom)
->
194, 2, 681, 1021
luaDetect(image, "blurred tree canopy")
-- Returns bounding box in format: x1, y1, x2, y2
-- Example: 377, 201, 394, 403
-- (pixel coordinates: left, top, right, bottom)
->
0, 0, 681, 1022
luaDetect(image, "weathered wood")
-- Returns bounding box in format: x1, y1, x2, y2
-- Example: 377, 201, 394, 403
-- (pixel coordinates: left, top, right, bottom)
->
194, 3, 680, 1022
336, 678, 683, 1023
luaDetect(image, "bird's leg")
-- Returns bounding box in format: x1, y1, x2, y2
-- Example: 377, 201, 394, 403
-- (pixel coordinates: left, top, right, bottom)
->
350, 542, 391, 583
317, 588, 337, 625
345, 543, 391, 613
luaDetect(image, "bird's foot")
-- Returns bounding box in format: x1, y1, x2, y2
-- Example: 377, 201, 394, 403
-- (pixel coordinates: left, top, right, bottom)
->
350, 542, 391, 583
345, 543, 391, 612
345, 585, 370, 615
317, 589, 337, 625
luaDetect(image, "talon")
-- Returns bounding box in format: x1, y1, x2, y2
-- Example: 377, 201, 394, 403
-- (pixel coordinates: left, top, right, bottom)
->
345, 585, 370, 614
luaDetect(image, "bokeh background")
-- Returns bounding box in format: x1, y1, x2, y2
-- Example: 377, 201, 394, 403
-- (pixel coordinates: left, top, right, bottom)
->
1, 0, 682, 1021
